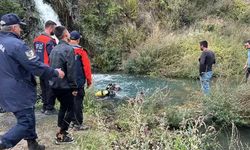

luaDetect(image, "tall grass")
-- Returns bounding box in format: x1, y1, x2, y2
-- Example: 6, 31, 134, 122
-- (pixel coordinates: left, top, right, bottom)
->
75, 82, 250, 149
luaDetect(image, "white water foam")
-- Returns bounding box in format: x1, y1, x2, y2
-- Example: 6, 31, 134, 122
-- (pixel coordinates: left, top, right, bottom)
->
34, 0, 61, 42
34, 0, 61, 26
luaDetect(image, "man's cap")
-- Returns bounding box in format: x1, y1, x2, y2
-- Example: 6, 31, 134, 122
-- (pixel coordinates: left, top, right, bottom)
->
0, 13, 26, 26
70, 30, 82, 40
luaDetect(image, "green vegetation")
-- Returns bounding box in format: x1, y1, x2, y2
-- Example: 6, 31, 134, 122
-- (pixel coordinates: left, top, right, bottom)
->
77, 0, 250, 78
0, 0, 25, 17
74, 82, 250, 149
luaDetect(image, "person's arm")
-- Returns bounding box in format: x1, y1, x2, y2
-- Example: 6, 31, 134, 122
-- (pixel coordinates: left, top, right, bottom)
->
6, 43, 62, 79
244, 60, 248, 70
66, 47, 77, 89
81, 50, 92, 87
46, 40, 56, 56
213, 53, 216, 64
199, 51, 206, 76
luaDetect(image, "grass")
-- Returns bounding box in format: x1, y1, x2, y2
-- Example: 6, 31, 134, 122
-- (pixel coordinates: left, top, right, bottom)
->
1, 80, 250, 149
74, 83, 250, 149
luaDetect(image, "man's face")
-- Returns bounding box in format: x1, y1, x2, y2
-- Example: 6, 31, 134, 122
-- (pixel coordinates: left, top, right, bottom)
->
50, 25, 56, 36
64, 29, 71, 42
200, 44, 204, 51
245, 42, 250, 49
12, 24, 22, 36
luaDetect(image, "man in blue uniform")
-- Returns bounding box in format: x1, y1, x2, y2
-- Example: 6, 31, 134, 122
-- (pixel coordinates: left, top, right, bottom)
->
0, 13, 65, 150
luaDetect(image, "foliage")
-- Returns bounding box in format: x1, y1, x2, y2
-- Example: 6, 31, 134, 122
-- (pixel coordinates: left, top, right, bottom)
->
75, 0, 250, 78
0, 0, 25, 17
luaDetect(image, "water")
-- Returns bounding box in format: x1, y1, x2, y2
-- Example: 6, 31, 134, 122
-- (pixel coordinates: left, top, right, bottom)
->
93, 74, 250, 147
218, 126, 250, 149
34, 0, 61, 42
34, 0, 61, 26
93, 74, 199, 103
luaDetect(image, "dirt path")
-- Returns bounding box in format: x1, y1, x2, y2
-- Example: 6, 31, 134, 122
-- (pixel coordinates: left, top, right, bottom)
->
0, 112, 79, 150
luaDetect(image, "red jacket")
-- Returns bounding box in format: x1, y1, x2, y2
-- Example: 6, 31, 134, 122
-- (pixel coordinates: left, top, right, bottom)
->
72, 45, 92, 87
33, 33, 56, 65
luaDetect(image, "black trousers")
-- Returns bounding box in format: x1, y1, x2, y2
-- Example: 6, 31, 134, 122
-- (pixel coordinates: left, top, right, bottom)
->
40, 78, 56, 110
72, 88, 85, 125
52, 89, 74, 131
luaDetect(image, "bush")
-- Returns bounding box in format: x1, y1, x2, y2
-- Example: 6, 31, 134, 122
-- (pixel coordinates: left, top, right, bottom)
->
0, 0, 25, 17
79, 0, 250, 77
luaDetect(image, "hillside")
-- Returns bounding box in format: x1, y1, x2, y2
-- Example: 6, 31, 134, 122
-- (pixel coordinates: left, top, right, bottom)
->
1, 0, 250, 78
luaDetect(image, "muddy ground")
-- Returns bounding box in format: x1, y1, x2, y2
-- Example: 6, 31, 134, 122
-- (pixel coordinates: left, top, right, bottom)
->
0, 111, 85, 150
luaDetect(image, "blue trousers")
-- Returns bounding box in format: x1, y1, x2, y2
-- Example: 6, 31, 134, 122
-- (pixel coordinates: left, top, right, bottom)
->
1, 108, 37, 148
200, 71, 213, 95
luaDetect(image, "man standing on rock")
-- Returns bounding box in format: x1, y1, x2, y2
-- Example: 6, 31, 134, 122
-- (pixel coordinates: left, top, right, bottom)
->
69, 31, 92, 131
33, 20, 57, 115
199, 40, 216, 95
49, 26, 77, 144
0, 13, 65, 150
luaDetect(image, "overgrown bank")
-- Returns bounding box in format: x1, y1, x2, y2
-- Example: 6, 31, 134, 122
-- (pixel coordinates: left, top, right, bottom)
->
72, 0, 250, 79
75, 80, 250, 149
2, 0, 250, 78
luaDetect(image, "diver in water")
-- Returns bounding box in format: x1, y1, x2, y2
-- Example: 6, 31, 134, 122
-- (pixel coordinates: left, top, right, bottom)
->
95, 83, 121, 98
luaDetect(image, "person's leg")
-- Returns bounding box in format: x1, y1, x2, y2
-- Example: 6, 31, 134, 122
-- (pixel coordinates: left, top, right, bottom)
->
53, 89, 67, 131
246, 68, 250, 83
44, 80, 57, 115
60, 90, 74, 132
72, 88, 84, 126
200, 72, 209, 95
46, 87, 56, 110
0, 108, 44, 149
54, 89, 74, 143
200, 71, 213, 95
39, 78, 47, 112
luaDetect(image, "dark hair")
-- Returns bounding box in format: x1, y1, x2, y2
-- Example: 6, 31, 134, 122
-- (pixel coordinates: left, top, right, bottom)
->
54, 26, 66, 40
45, 20, 56, 28
245, 40, 250, 44
200, 40, 208, 48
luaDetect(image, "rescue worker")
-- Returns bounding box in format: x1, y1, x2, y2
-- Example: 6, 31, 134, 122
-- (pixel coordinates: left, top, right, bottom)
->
69, 31, 92, 131
33, 20, 57, 115
49, 26, 77, 144
0, 13, 65, 150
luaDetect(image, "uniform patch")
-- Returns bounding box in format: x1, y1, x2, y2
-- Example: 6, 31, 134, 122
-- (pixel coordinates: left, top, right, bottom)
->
0, 44, 5, 52
25, 50, 36, 60
0, 20, 6, 26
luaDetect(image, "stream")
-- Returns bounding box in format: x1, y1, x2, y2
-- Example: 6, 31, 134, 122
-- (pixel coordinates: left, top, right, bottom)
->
93, 74, 250, 149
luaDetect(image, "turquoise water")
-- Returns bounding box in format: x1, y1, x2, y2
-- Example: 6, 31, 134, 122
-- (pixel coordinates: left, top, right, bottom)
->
92, 74, 250, 148
93, 74, 199, 102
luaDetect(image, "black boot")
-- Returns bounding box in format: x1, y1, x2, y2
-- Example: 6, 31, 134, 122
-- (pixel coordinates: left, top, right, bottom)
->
27, 139, 45, 150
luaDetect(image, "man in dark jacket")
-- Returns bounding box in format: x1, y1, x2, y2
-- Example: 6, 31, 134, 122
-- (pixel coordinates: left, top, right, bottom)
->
199, 40, 216, 95
0, 13, 65, 150
33, 20, 57, 115
69, 31, 92, 131
49, 26, 77, 144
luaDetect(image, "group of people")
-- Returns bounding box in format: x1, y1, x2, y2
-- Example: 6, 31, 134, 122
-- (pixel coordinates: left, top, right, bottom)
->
0, 13, 92, 150
0, 12, 250, 150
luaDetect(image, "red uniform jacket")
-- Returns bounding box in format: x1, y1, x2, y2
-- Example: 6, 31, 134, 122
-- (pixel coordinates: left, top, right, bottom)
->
33, 33, 56, 65
72, 44, 92, 87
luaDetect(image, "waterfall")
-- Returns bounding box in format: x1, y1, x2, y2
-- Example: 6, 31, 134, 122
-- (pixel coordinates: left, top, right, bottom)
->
34, 0, 61, 26
34, 0, 61, 42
